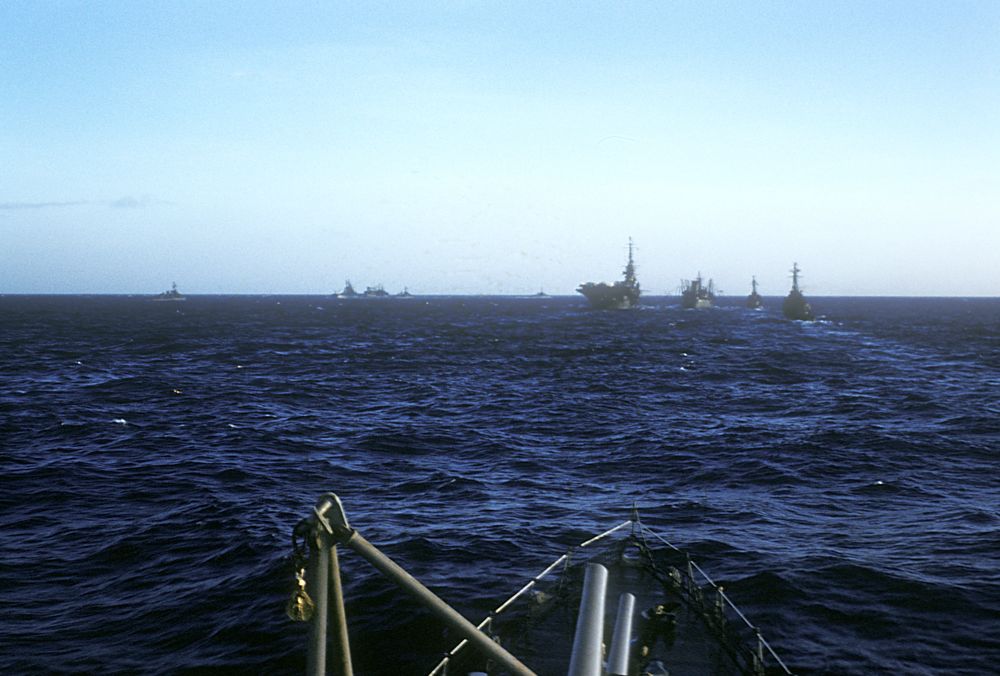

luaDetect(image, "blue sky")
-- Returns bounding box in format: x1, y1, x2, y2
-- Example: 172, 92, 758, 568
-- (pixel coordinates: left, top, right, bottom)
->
2, 1, 997, 295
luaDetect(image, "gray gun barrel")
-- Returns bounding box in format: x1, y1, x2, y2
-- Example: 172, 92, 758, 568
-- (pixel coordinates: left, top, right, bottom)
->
606, 592, 635, 675
568, 563, 608, 676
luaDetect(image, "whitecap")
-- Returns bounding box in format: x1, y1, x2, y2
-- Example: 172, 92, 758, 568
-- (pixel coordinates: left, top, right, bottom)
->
112, 418, 127, 425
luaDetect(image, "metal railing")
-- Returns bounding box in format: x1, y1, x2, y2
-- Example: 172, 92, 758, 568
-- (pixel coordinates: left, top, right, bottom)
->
640, 525, 793, 675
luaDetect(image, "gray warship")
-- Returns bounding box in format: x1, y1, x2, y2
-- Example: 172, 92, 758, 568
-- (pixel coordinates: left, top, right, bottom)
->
336, 280, 358, 298
151, 282, 185, 302
680, 273, 715, 309
782, 263, 814, 320
746, 276, 763, 309
577, 239, 641, 310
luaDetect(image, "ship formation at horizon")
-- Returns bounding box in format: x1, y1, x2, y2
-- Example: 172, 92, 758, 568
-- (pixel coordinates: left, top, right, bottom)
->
334, 239, 815, 318
577, 238, 815, 319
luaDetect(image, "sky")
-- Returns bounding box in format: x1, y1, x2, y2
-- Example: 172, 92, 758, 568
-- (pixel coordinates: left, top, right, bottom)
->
1, 1, 998, 296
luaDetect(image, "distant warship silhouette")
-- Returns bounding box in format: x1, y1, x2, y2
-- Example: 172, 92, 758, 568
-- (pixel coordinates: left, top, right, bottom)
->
746, 276, 763, 309
577, 239, 640, 309
782, 263, 814, 320
680, 273, 715, 309
152, 282, 185, 301
336, 280, 358, 298
362, 284, 390, 298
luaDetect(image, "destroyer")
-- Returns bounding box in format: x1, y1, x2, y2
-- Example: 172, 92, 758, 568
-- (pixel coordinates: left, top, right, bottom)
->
680, 274, 715, 309
577, 239, 641, 309
782, 263, 814, 320
151, 282, 185, 302
746, 276, 763, 309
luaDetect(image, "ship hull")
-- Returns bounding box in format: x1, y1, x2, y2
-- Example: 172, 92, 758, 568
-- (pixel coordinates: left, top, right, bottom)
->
746, 293, 763, 309
782, 291, 814, 320
680, 294, 713, 309
577, 282, 640, 310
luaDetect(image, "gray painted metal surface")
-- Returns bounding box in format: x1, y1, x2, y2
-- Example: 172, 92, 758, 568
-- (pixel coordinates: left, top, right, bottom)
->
568, 563, 609, 676
607, 592, 636, 675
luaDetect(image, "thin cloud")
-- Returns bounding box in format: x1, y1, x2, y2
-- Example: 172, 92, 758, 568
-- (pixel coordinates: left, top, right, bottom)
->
0, 196, 170, 211
110, 195, 172, 208
0, 200, 89, 210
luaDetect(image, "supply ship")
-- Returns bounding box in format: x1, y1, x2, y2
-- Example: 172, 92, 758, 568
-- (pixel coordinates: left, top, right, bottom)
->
363, 284, 390, 298
680, 273, 715, 309
577, 239, 640, 309
782, 263, 814, 320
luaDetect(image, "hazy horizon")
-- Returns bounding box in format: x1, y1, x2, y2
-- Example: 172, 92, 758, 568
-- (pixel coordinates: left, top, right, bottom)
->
4, 290, 999, 299
3, 2, 998, 296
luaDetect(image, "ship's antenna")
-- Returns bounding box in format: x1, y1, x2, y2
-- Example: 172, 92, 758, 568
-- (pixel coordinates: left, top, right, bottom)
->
790, 263, 802, 292
623, 237, 637, 283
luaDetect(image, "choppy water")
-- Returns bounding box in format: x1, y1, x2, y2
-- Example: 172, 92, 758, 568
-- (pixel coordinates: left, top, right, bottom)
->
2, 295, 998, 674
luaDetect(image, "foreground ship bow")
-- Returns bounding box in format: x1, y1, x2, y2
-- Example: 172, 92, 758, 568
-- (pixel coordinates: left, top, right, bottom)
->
578, 239, 641, 309
288, 494, 795, 676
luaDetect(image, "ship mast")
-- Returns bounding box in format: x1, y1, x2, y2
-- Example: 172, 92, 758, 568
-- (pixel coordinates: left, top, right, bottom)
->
623, 237, 636, 285
790, 263, 802, 292
751, 276, 758, 294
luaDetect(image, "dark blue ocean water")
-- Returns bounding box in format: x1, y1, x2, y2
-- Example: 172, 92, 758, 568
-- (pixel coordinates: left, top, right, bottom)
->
2, 295, 998, 675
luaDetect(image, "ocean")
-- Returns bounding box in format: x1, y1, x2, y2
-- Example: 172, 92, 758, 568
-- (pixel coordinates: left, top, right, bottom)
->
2, 295, 998, 674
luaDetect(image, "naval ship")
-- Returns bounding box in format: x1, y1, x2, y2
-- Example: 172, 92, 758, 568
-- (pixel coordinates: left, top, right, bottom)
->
336, 280, 358, 298
782, 263, 814, 320
746, 276, 763, 309
577, 239, 641, 310
151, 282, 185, 302
680, 274, 715, 309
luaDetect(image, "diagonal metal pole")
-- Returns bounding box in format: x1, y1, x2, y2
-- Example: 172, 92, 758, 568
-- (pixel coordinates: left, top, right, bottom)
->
312, 493, 535, 676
